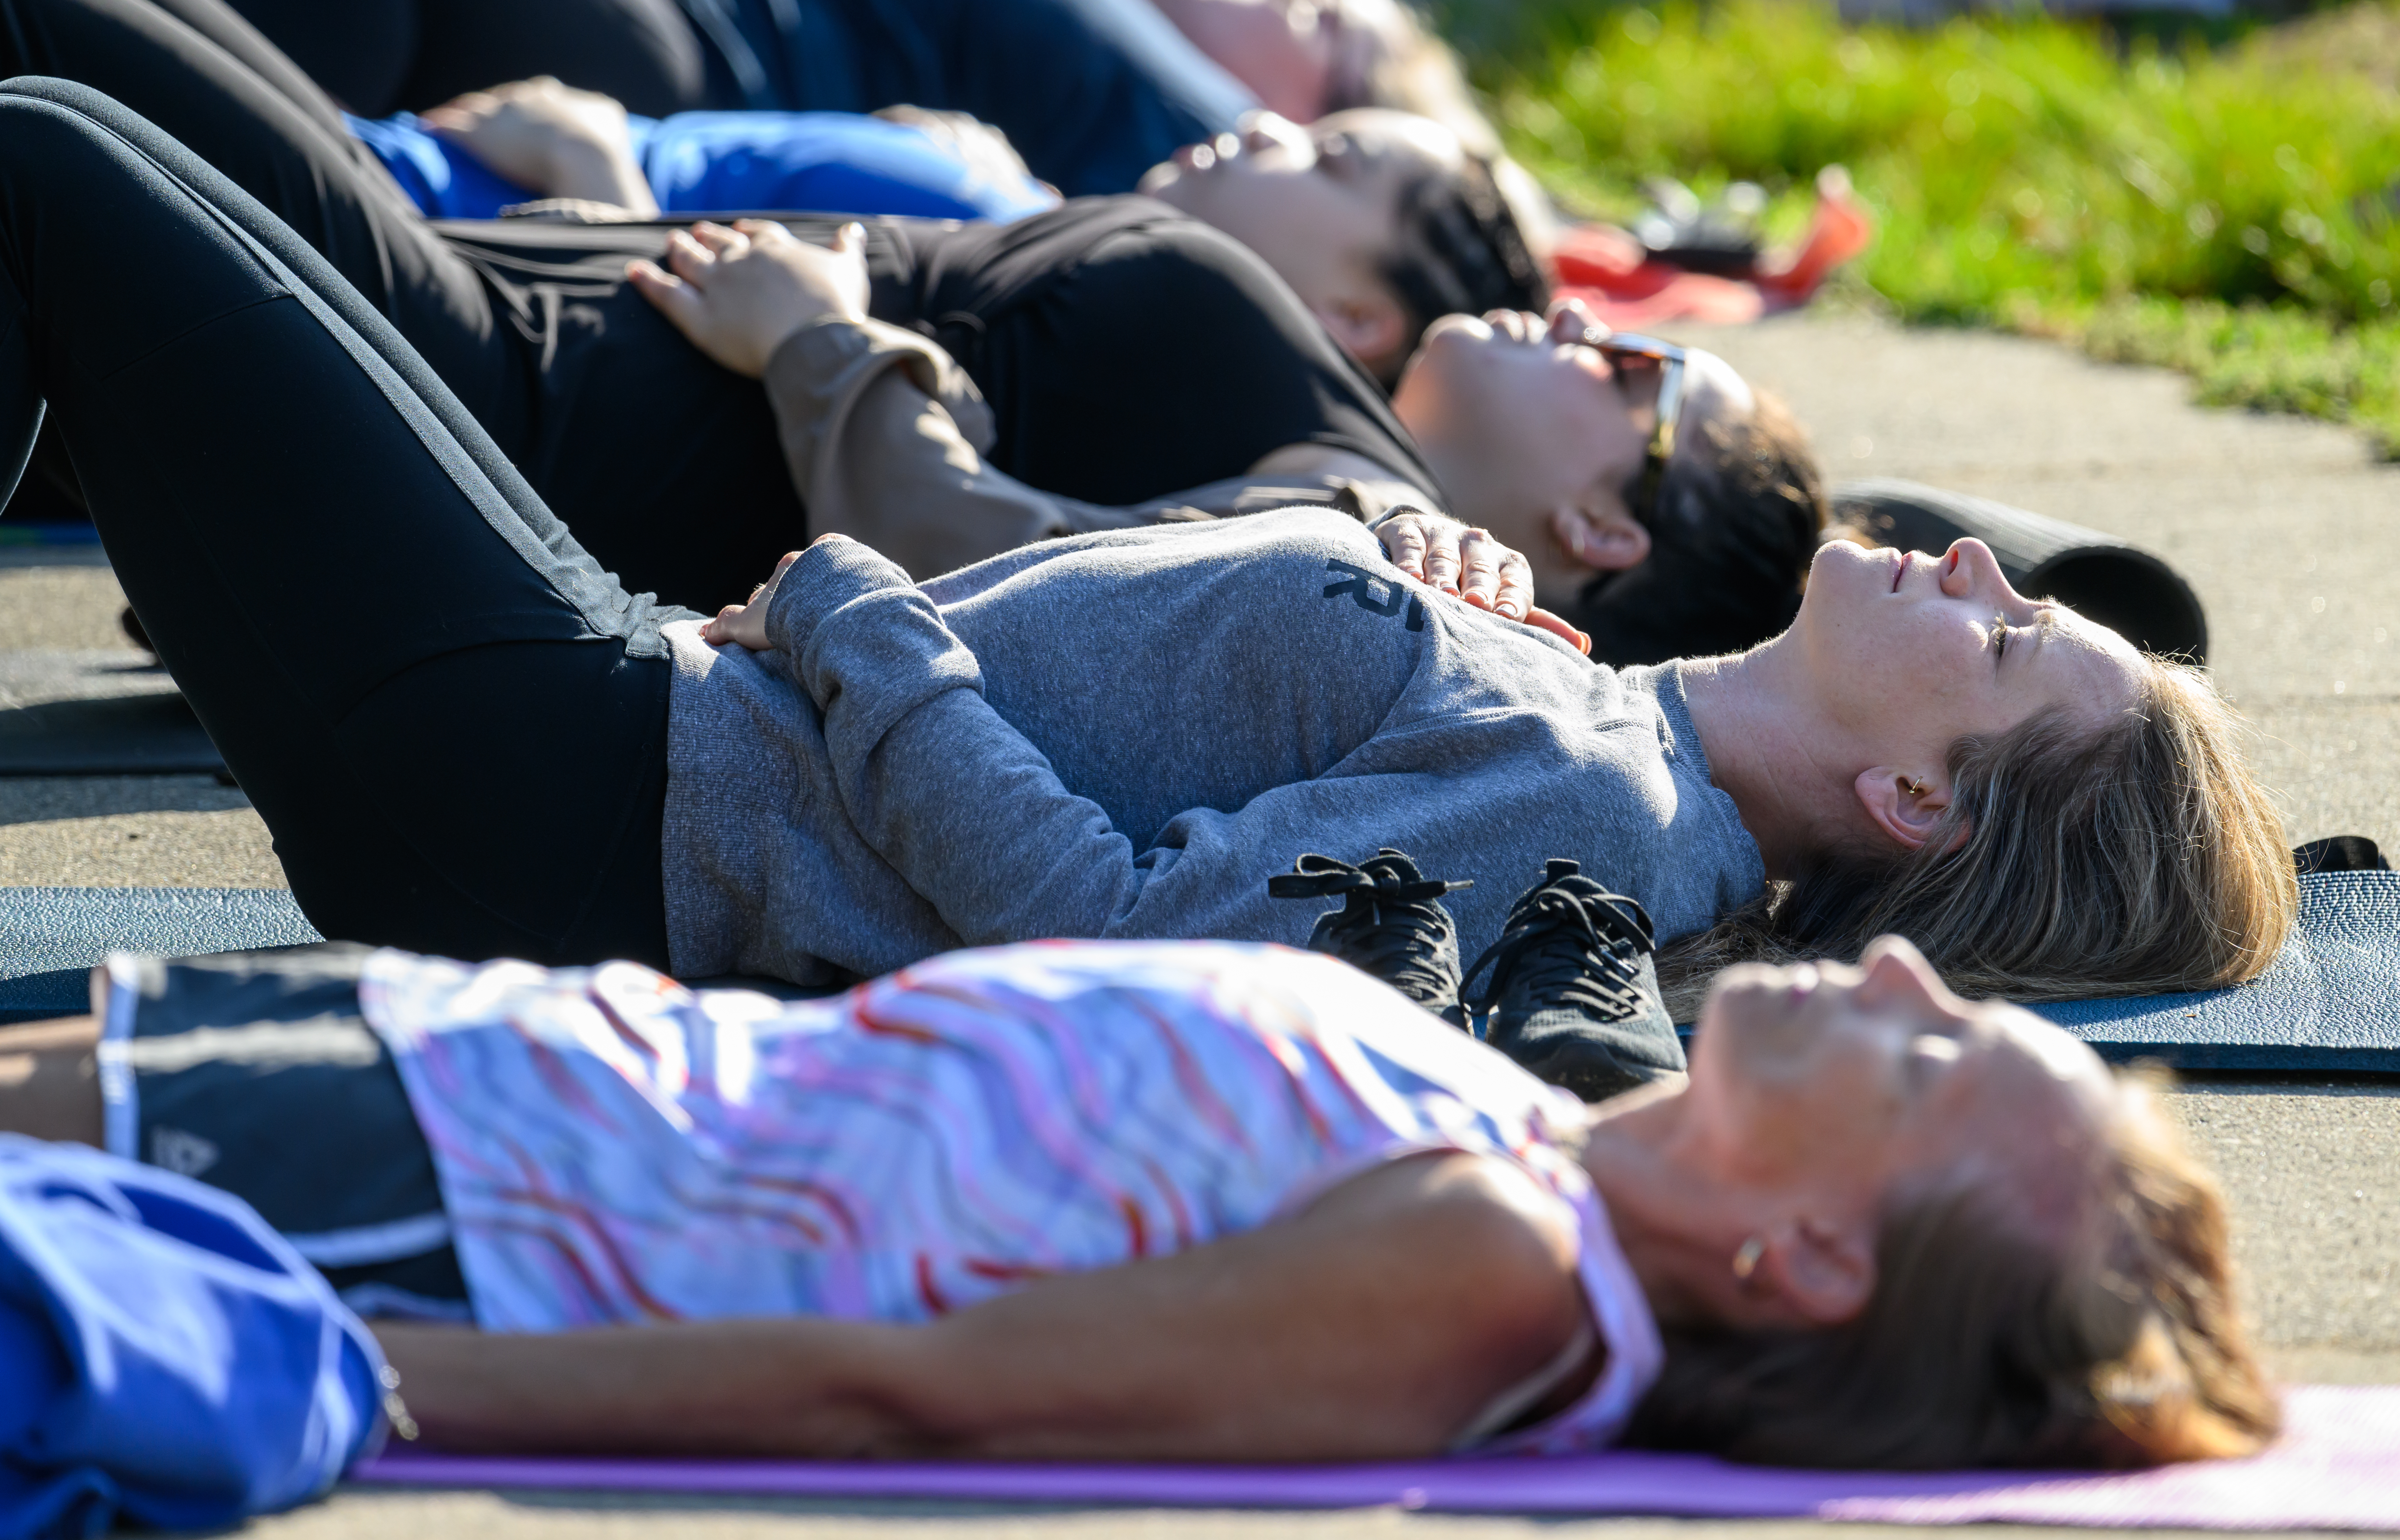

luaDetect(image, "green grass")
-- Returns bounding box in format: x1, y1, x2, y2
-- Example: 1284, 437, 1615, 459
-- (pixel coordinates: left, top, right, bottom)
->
1451, 0, 2400, 453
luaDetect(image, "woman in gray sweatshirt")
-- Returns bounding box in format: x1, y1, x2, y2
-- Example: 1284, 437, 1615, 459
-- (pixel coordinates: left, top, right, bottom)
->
7, 77, 2293, 1008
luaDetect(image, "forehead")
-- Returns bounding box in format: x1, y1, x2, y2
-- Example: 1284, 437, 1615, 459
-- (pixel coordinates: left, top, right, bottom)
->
1921, 1002, 2116, 1180
1667, 348, 1752, 456
2036, 605, 2147, 720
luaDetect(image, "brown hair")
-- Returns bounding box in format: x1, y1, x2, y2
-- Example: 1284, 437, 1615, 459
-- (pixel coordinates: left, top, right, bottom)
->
1658, 659, 2295, 1019
1376, 150, 1549, 383
1574, 392, 1830, 666
1629, 1069, 2279, 1468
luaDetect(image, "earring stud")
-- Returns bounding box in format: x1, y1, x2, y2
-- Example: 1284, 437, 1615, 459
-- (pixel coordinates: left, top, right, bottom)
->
1902, 777, 1931, 797
1731, 1235, 1766, 1282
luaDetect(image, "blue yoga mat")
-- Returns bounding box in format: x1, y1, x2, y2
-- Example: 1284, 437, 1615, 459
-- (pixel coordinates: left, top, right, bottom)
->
0, 888, 320, 1020
2032, 870, 2400, 1072
1, 879, 2394, 1068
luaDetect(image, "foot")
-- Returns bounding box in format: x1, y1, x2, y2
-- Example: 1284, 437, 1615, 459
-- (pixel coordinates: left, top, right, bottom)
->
1464, 859, 1684, 1103
1269, 849, 1473, 1027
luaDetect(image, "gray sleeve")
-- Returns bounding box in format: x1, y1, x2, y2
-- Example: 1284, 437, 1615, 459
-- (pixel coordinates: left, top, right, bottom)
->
761, 538, 1508, 948
760, 318, 1151, 580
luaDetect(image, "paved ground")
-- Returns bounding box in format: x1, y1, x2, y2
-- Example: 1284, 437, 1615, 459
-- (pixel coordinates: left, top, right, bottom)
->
3, 311, 2395, 1536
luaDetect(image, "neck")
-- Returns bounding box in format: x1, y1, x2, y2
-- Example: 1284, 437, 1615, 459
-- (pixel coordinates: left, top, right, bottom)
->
1675, 641, 1854, 881
1575, 1090, 1758, 1329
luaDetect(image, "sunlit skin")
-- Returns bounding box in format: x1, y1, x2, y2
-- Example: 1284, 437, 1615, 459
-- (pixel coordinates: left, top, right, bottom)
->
1149, 0, 1353, 123
1583, 935, 2120, 1333
1387, 302, 1756, 612
1679, 535, 2148, 877
1138, 108, 1461, 375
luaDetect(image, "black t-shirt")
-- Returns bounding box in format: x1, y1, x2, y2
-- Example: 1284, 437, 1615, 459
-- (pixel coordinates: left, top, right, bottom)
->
858, 197, 1443, 508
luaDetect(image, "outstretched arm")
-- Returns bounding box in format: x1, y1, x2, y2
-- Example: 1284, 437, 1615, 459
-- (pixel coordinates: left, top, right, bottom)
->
377, 1152, 1584, 1460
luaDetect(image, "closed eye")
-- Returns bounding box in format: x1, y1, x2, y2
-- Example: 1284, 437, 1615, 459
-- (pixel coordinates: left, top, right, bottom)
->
1906, 1034, 1963, 1093
1992, 619, 2010, 668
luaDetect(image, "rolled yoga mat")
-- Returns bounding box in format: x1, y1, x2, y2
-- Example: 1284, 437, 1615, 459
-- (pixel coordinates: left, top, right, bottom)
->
350, 1384, 2400, 1528
1833, 478, 2209, 663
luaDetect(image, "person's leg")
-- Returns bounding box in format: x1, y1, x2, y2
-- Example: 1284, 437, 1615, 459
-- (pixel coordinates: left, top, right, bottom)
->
0, 76, 676, 963
0, 1017, 102, 1147
0, 0, 523, 427
400, 0, 709, 116
900, 0, 1255, 197
0, 950, 474, 1315
206, 0, 418, 117
763, 0, 1248, 197
0, 0, 800, 614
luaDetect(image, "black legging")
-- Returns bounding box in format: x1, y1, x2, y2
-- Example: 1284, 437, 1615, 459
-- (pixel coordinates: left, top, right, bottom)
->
0, 0, 1431, 606
218, 0, 707, 119
0, 75, 677, 966
217, 0, 1250, 199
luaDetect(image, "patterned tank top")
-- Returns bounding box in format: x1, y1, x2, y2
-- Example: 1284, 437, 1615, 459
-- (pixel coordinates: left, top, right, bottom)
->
360, 939, 1663, 1453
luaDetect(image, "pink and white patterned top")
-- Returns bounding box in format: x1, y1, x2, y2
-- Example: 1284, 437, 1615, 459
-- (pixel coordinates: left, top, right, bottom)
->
359, 939, 1663, 1453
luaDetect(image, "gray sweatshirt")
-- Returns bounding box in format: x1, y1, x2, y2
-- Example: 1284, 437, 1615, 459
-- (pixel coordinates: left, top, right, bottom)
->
661, 511, 1765, 986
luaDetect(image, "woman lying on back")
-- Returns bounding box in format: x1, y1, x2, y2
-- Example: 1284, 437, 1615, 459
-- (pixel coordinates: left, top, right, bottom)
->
0, 934, 2276, 1467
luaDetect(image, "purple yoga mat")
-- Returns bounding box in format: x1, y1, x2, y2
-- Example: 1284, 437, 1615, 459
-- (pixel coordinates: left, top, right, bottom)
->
350, 1384, 2398, 1529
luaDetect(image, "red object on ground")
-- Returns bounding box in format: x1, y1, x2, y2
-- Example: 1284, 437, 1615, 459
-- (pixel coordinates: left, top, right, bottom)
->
1550, 166, 1874, 329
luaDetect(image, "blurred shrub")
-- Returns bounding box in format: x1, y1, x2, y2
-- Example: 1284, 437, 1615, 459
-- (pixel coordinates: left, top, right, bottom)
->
1475, 0, 2400, 449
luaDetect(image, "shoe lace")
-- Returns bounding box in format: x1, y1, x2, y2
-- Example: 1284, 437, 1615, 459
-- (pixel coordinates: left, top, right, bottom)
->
1269, 852, 1470, 1000
1463, 887, 1655, 1023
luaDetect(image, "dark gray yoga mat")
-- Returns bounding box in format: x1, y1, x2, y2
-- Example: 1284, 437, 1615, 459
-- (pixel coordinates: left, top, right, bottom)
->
2033, 870, 2400, 1072
0, 649, 223, 776
0, 887, 319, 1020
2, 877, 2392, 1068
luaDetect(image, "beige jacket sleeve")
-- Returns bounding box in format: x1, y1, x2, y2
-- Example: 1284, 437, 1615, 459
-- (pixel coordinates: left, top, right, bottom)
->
761, 316, 1152, 580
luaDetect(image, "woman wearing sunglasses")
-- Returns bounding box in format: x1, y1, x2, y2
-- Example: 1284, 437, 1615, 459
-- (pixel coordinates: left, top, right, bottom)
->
632, 212, 1825, 664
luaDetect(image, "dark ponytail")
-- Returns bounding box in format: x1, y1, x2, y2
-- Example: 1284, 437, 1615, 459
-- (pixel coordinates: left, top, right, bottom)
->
1374, 153, 1547, 383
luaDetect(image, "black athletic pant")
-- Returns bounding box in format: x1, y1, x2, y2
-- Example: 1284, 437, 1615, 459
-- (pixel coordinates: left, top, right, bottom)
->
221, 0, 709, 119
0, 76, 677, 966
0, 0, 1430, 608
217, 0, 1247, 198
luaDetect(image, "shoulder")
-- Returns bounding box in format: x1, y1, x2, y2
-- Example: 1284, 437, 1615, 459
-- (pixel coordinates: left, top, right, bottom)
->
1310, 1151, 1584, 1333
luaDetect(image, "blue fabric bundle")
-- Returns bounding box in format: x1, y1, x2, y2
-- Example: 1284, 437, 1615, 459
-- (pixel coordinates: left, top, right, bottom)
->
0, 1136, 387, 1539
347, 109, 1060, 224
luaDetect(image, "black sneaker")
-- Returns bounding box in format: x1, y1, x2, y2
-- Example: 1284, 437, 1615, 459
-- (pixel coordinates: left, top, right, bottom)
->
1462, 859, 1685, 1102
1269, 849, 1473, 1027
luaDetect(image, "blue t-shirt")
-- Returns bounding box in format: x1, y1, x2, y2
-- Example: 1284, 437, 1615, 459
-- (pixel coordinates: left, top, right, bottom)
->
0, 1137, 386, 1539
347, 109, 1061, 224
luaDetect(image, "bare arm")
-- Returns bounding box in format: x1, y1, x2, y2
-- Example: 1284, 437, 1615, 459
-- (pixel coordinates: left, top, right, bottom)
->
377, 1153, 1586, 1461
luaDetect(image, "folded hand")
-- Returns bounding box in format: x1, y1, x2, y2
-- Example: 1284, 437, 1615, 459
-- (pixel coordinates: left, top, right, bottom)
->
629, 220, 872, 379
1373, 510, 1590, 654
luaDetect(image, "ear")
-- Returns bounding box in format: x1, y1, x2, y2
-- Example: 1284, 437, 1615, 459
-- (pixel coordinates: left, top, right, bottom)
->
1750, 1215, 1878, 1328
1551, 504, 1652, 573
1312, 296, 1411, 380
1854, 767, 1965, 853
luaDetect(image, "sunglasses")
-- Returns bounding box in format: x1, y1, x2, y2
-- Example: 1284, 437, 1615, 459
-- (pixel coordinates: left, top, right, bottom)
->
1580, 330, 1688, 526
